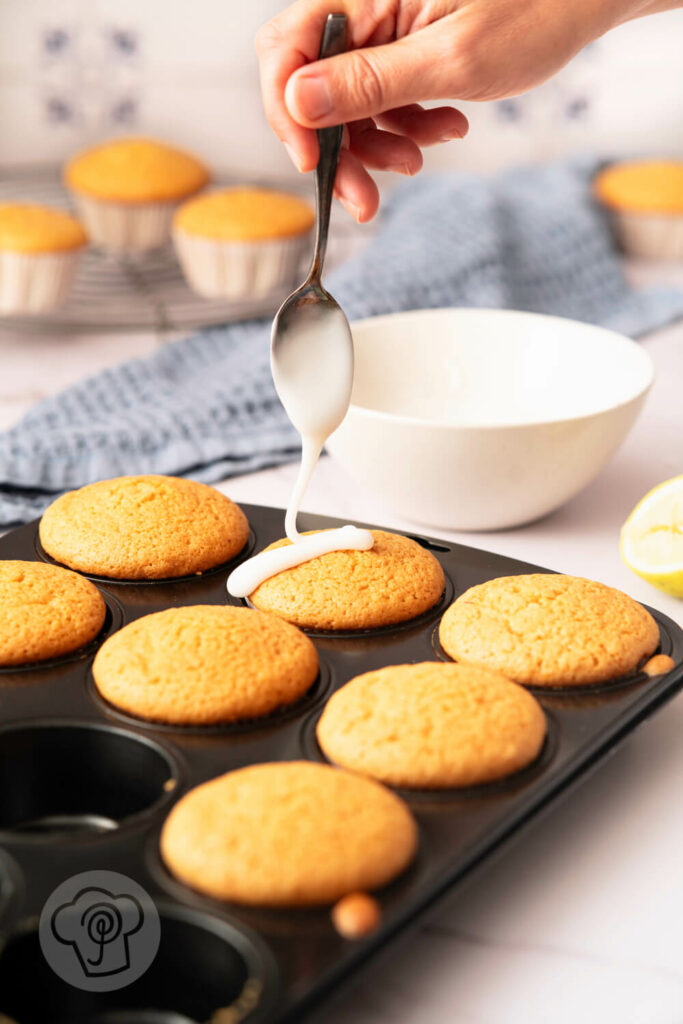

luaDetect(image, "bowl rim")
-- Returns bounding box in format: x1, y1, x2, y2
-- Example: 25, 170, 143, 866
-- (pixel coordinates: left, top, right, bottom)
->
345, 307, 655, 431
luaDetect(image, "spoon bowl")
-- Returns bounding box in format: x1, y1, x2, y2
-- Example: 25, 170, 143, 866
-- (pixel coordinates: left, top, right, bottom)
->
270, 281, 353, 441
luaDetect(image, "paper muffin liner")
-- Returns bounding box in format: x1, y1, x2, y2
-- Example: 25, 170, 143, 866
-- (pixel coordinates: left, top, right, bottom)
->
70, 193, 179, 253
172, 230, 311, 299
0, 248, 81, 314
608, 209, 683, 260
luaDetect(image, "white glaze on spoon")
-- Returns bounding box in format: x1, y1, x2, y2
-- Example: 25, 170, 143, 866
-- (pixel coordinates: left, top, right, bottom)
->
272, 304, 354, 542
227, 524, 374, 598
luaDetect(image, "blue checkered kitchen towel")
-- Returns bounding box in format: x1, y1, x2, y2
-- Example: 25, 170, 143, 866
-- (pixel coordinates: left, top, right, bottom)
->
1, 157, 683, 525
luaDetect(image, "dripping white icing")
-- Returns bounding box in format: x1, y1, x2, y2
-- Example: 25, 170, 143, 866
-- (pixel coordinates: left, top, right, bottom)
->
227, 286, 374, 599
227, 524, 374, 598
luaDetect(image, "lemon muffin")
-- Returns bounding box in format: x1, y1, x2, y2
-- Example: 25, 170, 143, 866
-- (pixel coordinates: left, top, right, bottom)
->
173, 187, 314, 299
249, 530, 445, 631
439, 573, 659, 688
0, 203, 87, 314
93, 605, 318, 725
161, 761, 417, 906
39, 475, 249, 580
317, 662, 546, 788
0, 560, 106, 666
594, 160, 683, 259
64, 137, 209, 252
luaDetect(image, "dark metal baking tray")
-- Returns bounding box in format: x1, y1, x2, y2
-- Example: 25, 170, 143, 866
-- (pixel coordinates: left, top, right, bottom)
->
0, 503, 681, 1023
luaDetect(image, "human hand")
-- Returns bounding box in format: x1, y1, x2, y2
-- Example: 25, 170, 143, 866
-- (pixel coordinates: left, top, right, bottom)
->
256, 0, 652, 221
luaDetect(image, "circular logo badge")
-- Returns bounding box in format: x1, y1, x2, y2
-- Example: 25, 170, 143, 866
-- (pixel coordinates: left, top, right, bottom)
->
39, 870, 160, 992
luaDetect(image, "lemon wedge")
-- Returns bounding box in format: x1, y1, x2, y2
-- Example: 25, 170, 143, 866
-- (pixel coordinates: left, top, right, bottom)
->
620, 476, 683, 597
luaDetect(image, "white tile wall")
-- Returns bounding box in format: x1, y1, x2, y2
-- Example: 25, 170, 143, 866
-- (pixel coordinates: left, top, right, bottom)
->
0, 0, 682, 180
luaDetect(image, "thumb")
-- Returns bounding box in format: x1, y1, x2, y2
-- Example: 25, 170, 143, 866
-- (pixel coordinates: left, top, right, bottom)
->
284, 31, 459, 127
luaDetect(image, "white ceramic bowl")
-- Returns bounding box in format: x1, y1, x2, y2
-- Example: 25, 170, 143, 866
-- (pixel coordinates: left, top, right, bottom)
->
326, 308, 654, 531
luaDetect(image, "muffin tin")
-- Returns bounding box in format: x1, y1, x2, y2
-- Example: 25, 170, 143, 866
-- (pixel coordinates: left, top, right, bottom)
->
0, 503, 682, 1023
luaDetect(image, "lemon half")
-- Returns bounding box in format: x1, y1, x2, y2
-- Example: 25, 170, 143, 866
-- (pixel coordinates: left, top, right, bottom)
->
620, 475, 683, 597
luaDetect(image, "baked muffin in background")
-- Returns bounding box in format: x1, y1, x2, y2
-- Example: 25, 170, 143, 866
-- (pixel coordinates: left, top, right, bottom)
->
173, 187, 314, 298
0, 560, 105, 666
93, 605, 319, 726
161, 761, 417, 906
594, 159, 683, 259
64, 137, 209, 253
0, 203, 87, 314
39, 475, 249, 580
317, 662, 546, 788
249, 529, 445, 631
439, 573, 659, 688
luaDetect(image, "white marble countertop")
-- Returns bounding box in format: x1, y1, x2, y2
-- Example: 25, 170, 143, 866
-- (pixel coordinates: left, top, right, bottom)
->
1, 262, 682, 1023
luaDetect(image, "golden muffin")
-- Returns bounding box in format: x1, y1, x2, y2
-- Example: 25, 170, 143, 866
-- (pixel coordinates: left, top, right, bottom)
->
439, 573, 659, 688
173, 187, 314, 299
39, 475, 249, 580
594, 160, 683, 259
317, 662, 546, 788
93, 605, 318, 725
0, 203, 87, 314
249, 530, 445, 631
64, 137, 209, 252
0, 560, 105, 666
161, 761, 417, 906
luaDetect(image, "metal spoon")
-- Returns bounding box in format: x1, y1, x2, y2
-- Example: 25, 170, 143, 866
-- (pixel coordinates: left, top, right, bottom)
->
269, 13, 354, 541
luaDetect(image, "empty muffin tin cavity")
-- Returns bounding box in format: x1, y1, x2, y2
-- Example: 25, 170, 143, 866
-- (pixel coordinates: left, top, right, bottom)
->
0, 850, 21, 933
0, 595, 124, 679
0, 722, 180, 840
431, 622, 674, 698
88, 661, 333, 736
0, 905, 275, 1024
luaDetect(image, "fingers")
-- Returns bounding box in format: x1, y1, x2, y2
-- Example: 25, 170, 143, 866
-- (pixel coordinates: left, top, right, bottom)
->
255, 18, 319, 173
256, 5, 468, 221
284, 29, 459, 128
347, 119, 423, 175
375, 104, 469, 145
255, 0, 384, 174
333, 148, 380, 223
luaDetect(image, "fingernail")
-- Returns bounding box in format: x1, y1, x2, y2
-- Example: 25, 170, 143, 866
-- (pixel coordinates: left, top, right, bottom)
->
337, 195, 362, 221
284, 143, 304, 172
387, 163, 414, 176
440, 129, 466, 141
295, 74, 333, 121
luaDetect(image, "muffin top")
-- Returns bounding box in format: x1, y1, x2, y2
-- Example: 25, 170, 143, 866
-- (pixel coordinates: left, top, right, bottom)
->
39, 475, 249, 580
161, 761, 417, 906
64, 137, 210, 203
0, 560, 106, 666
250, 530, 445, 631
0, 204, 87, 253
93, 605, 318, 725
594, 160, 683, 214
439, 573, 659, 687
174, 187, 314, 240
317, 662, 546, 788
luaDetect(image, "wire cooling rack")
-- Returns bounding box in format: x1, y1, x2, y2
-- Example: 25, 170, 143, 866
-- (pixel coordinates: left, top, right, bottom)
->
0, 166, 367, 334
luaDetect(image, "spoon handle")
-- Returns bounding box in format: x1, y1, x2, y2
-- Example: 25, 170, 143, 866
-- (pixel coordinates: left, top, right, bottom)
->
308, 12, 348, 283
